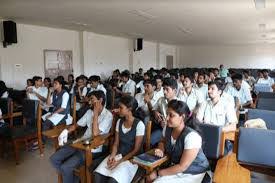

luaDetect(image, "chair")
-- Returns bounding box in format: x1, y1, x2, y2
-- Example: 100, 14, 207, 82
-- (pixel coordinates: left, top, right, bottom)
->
256, 92, 275, 111
6, 99, 41, 164
0, 98, 22, 127
247, 109, 275, 130
214, 127, 275, 182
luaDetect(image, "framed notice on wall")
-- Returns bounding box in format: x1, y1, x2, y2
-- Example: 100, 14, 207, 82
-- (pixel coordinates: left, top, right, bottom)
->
44, 50, 73, 80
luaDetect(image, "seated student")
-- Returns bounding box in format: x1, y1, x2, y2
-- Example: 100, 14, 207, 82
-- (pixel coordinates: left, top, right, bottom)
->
87, 75, 106, 95
114, 70, 136, 97
72, 76, 87, 111
135, 79, 160, 124
208, 71, 216, 82
219, 64, 229, 78
243, 70, 256, 88
42, 77, 72, 131
93, 95, 145, 183
43, 77, 52, 89
26, 78, 34, 89
50, 90, 112, 183
152, 78, 178, 146
257, 69, 274, 87
196, 80, 238, 132
154, 75, 164, 99
177, 75, 204, 113
0, 80, 9, 98
26, 76, 48, 104
65, 74, 75, 93
195, 72, 208, 100
213, 68, 220, 79
148, 100, 209, 183
136, 72, 151, 94
225, 73, 253, 108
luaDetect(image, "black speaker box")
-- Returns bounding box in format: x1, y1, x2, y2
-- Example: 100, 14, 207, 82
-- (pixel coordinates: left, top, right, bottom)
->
2, 21, 17, 47
134, 38, 143, 51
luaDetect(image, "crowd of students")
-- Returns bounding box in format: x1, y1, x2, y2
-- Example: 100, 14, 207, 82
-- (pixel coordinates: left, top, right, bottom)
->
0, 65, 275, 183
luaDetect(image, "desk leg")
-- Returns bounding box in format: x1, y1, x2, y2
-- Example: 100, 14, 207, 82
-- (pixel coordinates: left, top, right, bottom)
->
86, 150, 93, 183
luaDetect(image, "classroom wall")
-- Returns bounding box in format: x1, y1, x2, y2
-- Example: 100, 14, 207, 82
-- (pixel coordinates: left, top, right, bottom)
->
0, 24, 81, 89
179, 44, 275, 69
0, 23, 178, 89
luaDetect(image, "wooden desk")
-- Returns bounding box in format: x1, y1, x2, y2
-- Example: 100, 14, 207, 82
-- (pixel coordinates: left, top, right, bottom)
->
132, 149, 169, 173
213, 153, 250, 183
42, 127, 65, 149
70, 134, 110, 183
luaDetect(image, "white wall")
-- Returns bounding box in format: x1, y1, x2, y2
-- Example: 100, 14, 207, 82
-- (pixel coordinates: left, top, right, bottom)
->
179, 45, 275, 69
0, 24, 81, 89
0, 23, 179, 89
84, 32, 130, 80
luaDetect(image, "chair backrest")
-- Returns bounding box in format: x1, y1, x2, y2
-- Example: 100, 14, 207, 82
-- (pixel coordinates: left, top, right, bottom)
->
247, 109, 275, 130
237, 127, 275, 174
198, 123, 223, 159
258, 92, 275, 98
0, 98, 12, 115
256, 97, 275, 111
22, 99, 39, 125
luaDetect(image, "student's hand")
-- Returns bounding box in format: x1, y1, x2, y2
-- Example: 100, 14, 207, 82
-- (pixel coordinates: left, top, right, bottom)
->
107, 155, 115, 168
144, 93, 150, 103
93, 101, 101, 115
45, 114, 52, 119
154, 111, 163, 123
109, 160, 121, 170
154, 148, 164, 158
27, 88, 33, 93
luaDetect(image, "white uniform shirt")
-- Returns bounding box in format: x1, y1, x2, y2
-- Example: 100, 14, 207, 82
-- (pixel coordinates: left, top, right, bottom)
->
154, 87, 164, 99
122, 79, 136, 97
257, 77, 274, 86
27, 86, 48, 101
77, 108, 113, 152
226, 84, 252, 105
88, 84, 107, 95
177, 88, 204, 111
196, 98, 238, 126
1, 91, 8, 98
115, 119, 145, 136
135, 92, 160, 116
0, 109, 4, 123
136, 80, 145, 93
195, 84, 208, 100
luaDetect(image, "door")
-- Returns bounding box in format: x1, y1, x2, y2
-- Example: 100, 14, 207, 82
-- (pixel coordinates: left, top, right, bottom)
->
166, 55, 173, 69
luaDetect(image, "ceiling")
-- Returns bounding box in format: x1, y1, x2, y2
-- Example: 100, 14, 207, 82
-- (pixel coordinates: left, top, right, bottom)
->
1, 0, 275, 45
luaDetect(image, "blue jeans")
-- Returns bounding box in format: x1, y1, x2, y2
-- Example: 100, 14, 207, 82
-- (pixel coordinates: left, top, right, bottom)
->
150, 129, 162, 146
50, 145, 85, 183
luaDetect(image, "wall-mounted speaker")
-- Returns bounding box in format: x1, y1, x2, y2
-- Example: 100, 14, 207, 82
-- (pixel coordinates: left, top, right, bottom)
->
134, 38, 143, 51
2, 20, 17, 47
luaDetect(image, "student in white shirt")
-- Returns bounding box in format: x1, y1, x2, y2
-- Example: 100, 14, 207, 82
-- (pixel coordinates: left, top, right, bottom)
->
94, 95, 145, 183
196, 80, 238, 132
136, 72, 151, 94
257, 69, 274, 86
195, 73, 209, 100
152, 78, 178, 146
226, 73, 253, 108
26, 76, 48, 102
0, 80, 9, 98
135, 79, 160, 124
50, 90, 113, 183
154, 75, 164, 99
243, 70, 256, 88
72, 76, 88, 111
148, 100, 209, 183
178, 75, 204, 112
88, 75, 106, 95
115, 70, 136, 97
